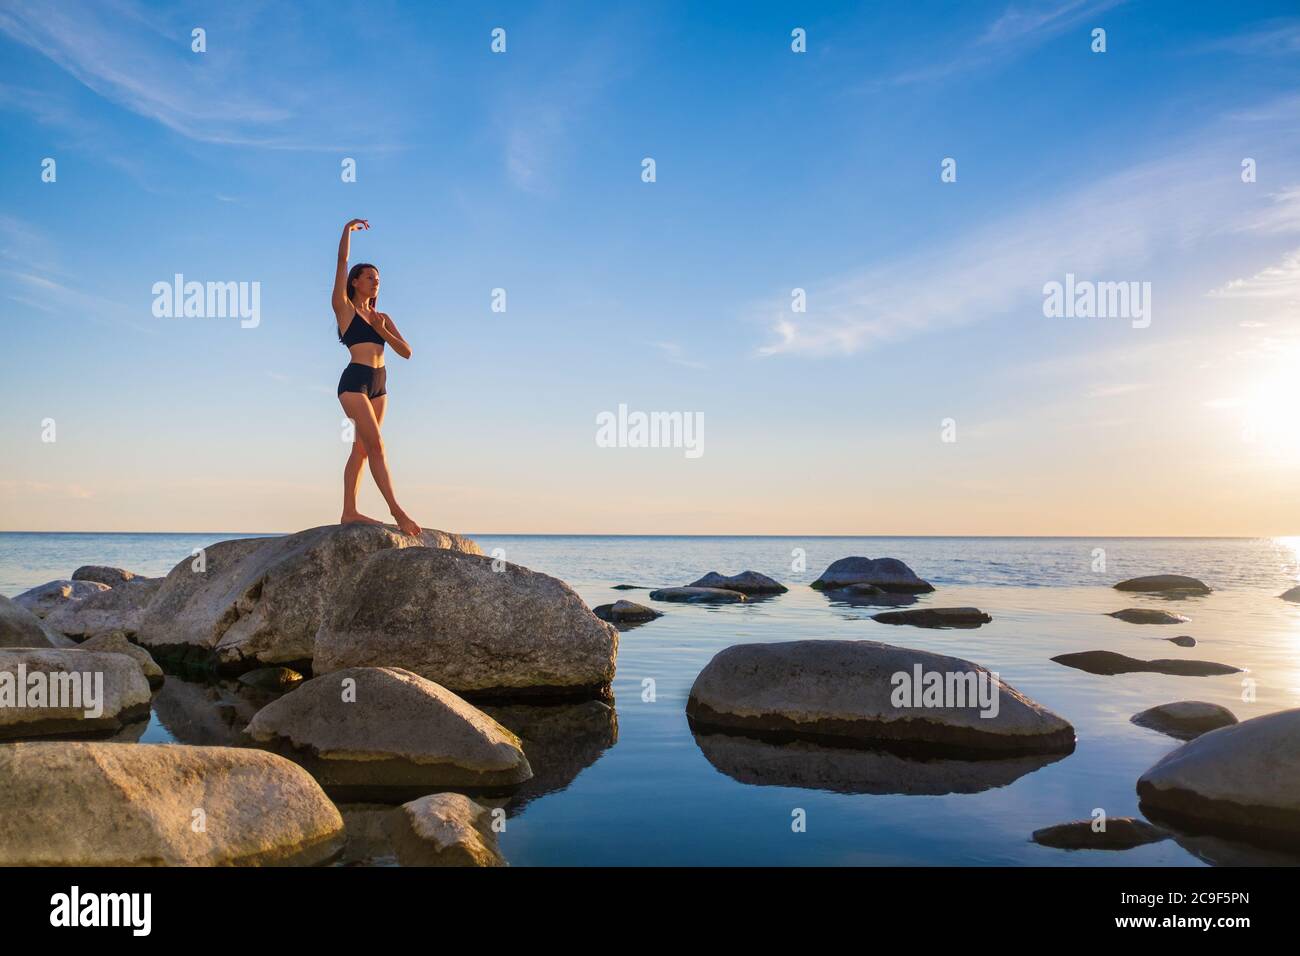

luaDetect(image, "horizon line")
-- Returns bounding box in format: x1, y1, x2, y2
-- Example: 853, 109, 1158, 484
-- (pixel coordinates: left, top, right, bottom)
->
2, 529, 1297, 540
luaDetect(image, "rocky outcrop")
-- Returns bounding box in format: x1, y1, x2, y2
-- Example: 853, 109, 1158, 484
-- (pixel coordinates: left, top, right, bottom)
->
1108, 608, 1189, 625
386, 793, 507, 866
72, 565, 146, 587
43, 577, 163, 639
647, 587, 747, 603
872, 607, 992, 629
685, 571, 787, 595
1131, 701, 1237, 740
313, 548, 617, 700
593, 600, 662, 624
686, 640, 1075, 755
0, 595, 72, 649
1052, 650, 1240, 677
13, 579, 109, 618
79, 631, 164, 689
1031, 818, 1167, 850
810, 557, 934, 593
0, 648, 151, 739
136, 524, 481, 673
245, 667, 532, 792
1137, 709, 1300, 847
1114, 575, 1211, 594
0, 742, 344, 865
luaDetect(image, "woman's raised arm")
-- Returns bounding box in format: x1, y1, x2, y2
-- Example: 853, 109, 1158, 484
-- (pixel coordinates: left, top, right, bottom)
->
332, 219, 369, 316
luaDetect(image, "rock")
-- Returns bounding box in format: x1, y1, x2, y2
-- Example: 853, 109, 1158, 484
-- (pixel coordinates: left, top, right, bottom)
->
0, 595, 73, 649
386, 793, 507, 867
238, 666, 304, 691
821, 584, 919, 608
611, 584, 645, 590
1137, 708, 1300, 847
1131, 701, 1238, 740
0, 648, 153, 739
872, 607, 992, 629
1052, 650, 1240, 677
72, 565, 145, 587
12, 579, 109, 618
0, 742, 344, 865
79, 631, 165, 689
1031, 818, 1167, 850
593, 600, 662, 624
151, 676, 268, 747
137, 524, 481, 673
1165, 635, 1196, 647
1109, 608, 1189, 625
337, 803, 399, 866
810, 557, 934, 593
43, 577, 163, 640
1114, 575, 1211, 594
647, 586, 747, 604
313, 548, 617, 700
1281, 585, 1300, 602
685, 571, 788, 595
686, 640, 1075, 755
245, 667, 532, 793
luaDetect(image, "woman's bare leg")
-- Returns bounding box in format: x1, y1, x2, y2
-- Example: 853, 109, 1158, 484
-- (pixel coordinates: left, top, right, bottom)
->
340, 394, 385, 525
339, 391, 421, 536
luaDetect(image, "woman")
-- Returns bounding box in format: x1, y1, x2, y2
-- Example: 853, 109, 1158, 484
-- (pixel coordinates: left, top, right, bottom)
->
333, 218, 421, 536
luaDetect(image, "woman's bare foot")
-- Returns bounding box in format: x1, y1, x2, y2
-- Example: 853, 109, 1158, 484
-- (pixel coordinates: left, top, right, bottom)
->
391, 510, 422, 537
340, 510, 385, 526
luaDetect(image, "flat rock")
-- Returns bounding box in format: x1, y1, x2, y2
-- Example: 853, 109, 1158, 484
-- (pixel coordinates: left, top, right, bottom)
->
1281, 585, 1300, 602
1137, 708, 1300, 847
648, 586, 747, 604
80, 631, 165, 689
1032, 818, 1167, 850
685, 571, 788, 595
313, 548, 617, 700
872, 607, 992, 629
43, 577, 163, 639
593, 600, 662, 623
0, 742, 344, 865
386, 793, 507, 867
0, 648, 153, 739
0, 595, 73, 649
686, 640, 1075, 755
1109, 608, 1189, 625
1131, 701, 1238, 740
810, 557, 934, 593
245, 666, 533, 791
72, 565, 146, 587
136, 524, 481, 673
1114, 575, 1211, 594
1052, 650, 1240, 677
13, 579, 110, 618
1165, 635, 1196, 647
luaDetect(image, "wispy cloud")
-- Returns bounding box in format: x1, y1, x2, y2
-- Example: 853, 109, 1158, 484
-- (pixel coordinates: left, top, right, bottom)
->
1210, 249, 1300, 300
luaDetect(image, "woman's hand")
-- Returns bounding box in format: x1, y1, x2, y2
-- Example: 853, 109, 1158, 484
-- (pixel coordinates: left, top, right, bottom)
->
344, 218, 370, 234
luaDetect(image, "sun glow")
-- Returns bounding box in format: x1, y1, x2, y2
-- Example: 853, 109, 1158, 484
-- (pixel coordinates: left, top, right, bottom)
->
1242, 351, 1300, 462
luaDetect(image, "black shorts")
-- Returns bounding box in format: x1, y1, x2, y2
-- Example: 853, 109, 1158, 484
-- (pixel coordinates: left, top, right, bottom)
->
337, 363, 387, 398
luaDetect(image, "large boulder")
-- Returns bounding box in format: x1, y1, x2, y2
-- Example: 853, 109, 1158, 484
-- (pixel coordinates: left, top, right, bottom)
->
313, 548, 617, 700
0, 648, 153, 739
13, 579, 109, 618
872, 607, 991, 629
1052, 650, 1240, 677
685, 571, 787, 595
1137, 709, 1300, 846
245, 666, 532, 792
136, 524, 481, 673
1109, 608, 1189, 625
1131, 701, 1237, 740
1114, 575, 1211, 594
686, 640, 1074, 755
810, 557, 934, 593
80, 631, 165, 689
0, 595, 73, 648
72, 565, 145, 587
0, 742, 344, 865
43, 577, 163, 639
648, 587, 746, 604
386, 793, 507, 867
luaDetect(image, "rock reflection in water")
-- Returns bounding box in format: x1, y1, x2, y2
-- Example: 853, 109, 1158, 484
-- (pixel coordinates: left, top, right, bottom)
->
151, 675, 280, 746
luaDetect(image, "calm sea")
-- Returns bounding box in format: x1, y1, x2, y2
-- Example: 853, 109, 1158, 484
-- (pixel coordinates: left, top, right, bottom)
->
3, 532, 1300, 866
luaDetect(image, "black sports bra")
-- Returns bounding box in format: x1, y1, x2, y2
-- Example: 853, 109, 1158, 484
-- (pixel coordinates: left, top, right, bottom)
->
339, 310, 386, 348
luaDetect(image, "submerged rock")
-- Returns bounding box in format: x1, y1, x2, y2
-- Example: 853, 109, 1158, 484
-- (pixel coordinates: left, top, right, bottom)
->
313, 548, 617, 700
1052, 650, 1240, 677
238, 666, 304, 691
0, 648, 152, 739
685, 571, 788, 595
1109, 608, 1189, 625
593, 600, 662, 624
43, 578, 163, 640
1131, 701, 1238, 740
1032, 818, 1167, 850
648, 586, 747, 604
686, 640, 1075, 755
136, 524, 481, 673
872, 607, 992, 629
13, 579, 109, 618
0, 742, 344, 865
1114, 575, 1211, 594
810, 557, 934, 593
79, 631, 165, 689
387, 793, 507, 867
245, 667, 533, 792
0, 595, 72, 649
1137, 708, 1300, 847
1165, 635, 1197, 647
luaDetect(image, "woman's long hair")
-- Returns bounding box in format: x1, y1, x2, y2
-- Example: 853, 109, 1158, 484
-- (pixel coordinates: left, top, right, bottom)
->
346, 262, 378, 309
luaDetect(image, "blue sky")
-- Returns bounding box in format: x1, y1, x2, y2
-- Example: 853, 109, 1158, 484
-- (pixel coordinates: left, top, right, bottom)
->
2, 0, 1300, 534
